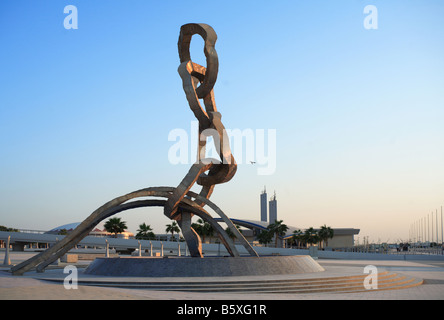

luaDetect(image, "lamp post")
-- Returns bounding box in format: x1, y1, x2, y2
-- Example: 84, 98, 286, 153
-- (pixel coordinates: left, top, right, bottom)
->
431, 212, 434, 245
428, 214, 430, 243
105, 239, 109, 258
441, 206, 444, 246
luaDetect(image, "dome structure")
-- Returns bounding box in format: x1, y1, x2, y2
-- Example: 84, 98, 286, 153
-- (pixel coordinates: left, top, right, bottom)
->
46, 222, 81, 234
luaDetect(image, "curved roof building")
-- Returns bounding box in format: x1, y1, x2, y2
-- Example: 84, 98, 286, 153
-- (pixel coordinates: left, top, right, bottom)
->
216, 218, 360, 248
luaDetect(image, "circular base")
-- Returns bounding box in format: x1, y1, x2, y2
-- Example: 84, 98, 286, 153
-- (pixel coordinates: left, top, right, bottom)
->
83, 255, 324, 277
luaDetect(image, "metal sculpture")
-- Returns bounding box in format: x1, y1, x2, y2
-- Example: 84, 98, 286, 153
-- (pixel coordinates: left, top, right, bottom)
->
12, 23, 258, 276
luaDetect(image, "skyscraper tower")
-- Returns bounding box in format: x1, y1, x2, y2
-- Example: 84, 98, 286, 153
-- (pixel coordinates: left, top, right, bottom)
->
269, 191, 277, 223
260, 186, 267, 222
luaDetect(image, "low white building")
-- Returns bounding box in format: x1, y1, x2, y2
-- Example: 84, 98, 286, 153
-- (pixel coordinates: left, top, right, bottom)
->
46, 222, 134, 239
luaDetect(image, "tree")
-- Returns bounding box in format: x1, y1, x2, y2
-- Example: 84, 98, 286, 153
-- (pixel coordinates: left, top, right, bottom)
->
191, 218, 214, 243
191, 221, 202, 237
165, 221, 180, 241
291, 229, 303, 248
267, 220, 289, 248
318, 225, 334, 249
303, 227, 319, 247
257, 229, 273, 246
225, 224, 243, 242
0, 225, 19, 232
104, 217, 127, 238
200, 219, 215, 243
135, 223, 156, 240
58, 228, 69, 236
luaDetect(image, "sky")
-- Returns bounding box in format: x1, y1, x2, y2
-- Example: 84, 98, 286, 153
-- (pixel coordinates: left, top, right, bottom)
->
0, 0, 443, 244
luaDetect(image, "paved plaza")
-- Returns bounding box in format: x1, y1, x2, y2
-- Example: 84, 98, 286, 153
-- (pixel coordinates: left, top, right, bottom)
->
1, 252, 444, 300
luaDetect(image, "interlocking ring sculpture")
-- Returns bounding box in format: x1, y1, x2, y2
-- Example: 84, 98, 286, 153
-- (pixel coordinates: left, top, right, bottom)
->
12, 23, 258, 276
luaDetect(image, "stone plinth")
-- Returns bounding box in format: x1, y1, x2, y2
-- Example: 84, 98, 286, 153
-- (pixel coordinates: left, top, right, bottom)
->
83, 255, 324, 277
61, 254, 78, 263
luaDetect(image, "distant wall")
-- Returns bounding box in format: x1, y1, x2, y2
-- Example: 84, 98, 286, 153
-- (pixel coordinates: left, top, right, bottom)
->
328, 235, 355, 248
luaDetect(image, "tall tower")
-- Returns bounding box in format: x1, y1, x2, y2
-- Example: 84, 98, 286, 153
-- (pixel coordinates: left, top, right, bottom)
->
260, 186, 267, 222
269, 191, 277, 223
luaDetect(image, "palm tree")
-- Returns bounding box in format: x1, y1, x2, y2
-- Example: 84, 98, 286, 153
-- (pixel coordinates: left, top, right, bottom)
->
135, 223, 156, 240
191, 221, 202, 237
257, 229, 273, 246
165, 221, 180, 241
192, 218, 214, 243
58, 228, 69, 236
225, 224, 243, 242
303, 227, 319, 247
104, 217, 127, 238
267, 220, 289, 248
291, 229, 303, 248
203, 222, 215, 243
318, 225, 334, 249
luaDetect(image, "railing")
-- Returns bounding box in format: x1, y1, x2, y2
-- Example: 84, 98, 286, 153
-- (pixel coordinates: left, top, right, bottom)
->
331, 246, 444, 255
17, 229, 48, 234
405, 247, 444, 255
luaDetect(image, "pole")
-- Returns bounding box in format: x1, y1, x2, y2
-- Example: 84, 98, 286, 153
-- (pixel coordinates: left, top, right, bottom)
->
3, 236, 11, 265
436, 209, 439, 244
418, 219, 422, 242
428, 214, 430, 242
105, 239, 109, 258
425, 216, 427, 243
441, 206, 444, 245
415, 220, 418, 243
417, 219, 419, 244
431, 212, 434, 244
416, 220, 418, 244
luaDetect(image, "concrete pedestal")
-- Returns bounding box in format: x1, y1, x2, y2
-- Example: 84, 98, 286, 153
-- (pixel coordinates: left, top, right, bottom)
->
84, 255, 324, 277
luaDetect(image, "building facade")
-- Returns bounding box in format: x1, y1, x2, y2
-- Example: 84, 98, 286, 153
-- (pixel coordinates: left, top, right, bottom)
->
260, 188, 267, 222
269, 192, 277, 223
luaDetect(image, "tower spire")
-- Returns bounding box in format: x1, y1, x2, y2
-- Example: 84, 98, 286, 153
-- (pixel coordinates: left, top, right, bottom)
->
260, 187, 267, 222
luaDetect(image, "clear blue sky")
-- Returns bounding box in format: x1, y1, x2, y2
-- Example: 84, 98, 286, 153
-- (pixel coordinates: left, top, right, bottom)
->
1, 0, 443, 243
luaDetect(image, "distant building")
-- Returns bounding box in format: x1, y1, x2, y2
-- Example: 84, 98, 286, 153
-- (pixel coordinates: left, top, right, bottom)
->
260, 187, 267, 222
46, 222, 134, 239
212, 218, 360, 249
269, 191, 277, 223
